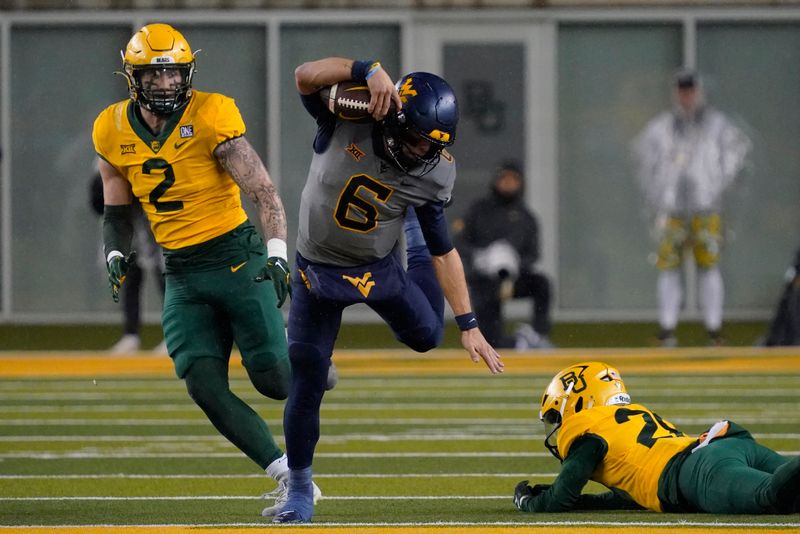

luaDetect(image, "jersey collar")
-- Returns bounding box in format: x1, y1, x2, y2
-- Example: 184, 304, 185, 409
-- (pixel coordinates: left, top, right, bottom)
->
127, 98, 190, 154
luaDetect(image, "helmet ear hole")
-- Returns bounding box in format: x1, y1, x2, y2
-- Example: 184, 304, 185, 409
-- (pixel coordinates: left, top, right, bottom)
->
574, 396, 584, 413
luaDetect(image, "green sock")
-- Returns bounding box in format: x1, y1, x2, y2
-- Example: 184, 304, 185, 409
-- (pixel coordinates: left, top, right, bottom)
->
184, 357, 283, 469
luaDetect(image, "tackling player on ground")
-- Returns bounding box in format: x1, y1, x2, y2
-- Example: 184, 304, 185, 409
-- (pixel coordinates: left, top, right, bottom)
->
92, 23, 318, 515
273, 57, 504, 523
515, 361, 800, 514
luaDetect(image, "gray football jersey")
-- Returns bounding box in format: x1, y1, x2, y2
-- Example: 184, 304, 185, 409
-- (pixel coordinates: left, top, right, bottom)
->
297, 121, 455, 266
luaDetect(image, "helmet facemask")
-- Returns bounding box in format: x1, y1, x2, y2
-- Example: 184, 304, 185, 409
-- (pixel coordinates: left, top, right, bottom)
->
380, 111, 449, 178
124, 63, 195, 116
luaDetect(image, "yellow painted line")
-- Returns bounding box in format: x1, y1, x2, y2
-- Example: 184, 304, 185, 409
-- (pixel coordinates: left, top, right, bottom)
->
1, 526, 795, 533
1, 347, 799, 378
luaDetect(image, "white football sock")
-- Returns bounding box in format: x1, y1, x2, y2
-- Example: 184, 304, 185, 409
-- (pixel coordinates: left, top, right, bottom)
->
657, 270, 682, 331
699, 267, 724, 332
266, 453, 288, 481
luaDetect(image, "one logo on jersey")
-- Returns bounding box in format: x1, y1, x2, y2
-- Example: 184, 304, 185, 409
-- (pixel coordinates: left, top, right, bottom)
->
345, 143, 365, 161
150, 140, 161, 153
559, 365, 589, 394
398, 78, 417, 103
120, 144, 136, 155
342, 272, 375, 298
179, 125, 194, 138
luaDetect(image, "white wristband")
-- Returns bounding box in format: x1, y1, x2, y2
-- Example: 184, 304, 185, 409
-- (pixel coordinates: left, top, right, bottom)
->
266, 238, 288, 261
106, 250, 124, 264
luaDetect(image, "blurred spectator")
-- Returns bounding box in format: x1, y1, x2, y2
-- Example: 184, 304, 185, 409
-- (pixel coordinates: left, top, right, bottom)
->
762, 247, 800, 347
90, 169, 166, 352
632, 69, 751, 347
454, 162, 552, 350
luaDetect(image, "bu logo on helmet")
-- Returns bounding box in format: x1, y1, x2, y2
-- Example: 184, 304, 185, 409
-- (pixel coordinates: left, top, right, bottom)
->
559, 366, 589, 393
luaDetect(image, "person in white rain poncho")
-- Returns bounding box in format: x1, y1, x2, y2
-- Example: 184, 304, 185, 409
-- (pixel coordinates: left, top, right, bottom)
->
632, 69, 751, 347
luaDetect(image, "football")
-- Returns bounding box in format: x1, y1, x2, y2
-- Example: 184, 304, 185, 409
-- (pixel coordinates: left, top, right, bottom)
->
319, 81, 395, 123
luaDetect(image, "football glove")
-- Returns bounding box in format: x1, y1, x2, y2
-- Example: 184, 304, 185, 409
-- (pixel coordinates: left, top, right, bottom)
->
513, 480, 550, 511
107, 251, 136, 303
254, 256, 292, 308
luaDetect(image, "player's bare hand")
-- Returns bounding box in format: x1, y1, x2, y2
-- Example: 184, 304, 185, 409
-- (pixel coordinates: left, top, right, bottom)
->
366, 65, 402, 121
461, 328, 504, 374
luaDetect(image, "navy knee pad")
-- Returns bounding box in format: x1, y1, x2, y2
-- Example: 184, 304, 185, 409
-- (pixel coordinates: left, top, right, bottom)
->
396, 325, 442, 353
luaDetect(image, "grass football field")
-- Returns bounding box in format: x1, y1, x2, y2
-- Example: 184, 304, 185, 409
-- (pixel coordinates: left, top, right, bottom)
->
1, 347, 799, 533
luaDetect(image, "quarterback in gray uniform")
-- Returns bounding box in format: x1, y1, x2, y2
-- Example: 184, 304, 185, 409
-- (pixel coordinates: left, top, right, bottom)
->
274, 57, 504, 524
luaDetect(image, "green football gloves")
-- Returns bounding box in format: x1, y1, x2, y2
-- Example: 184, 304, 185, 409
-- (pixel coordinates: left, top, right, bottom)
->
254, 256, 292, 308
107, 251, 136, 303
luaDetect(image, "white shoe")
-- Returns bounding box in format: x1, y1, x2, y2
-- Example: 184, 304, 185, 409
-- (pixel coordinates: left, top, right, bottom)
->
514, 324, 540, 351
326, 361, 339, 391
109, 334, 140, 353
262, 454, 322, 516
514, 325, 554, 351
152, 339, 168, 354
261, 478, 322, 517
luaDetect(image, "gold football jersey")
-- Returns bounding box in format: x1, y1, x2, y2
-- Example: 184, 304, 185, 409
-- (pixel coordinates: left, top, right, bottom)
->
92, 91, 248, 250
557, 404, 697, 512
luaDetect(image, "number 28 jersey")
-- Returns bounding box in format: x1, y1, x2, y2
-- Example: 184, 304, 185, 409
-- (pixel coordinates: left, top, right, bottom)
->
92, 91, 248, 250
557, 404, 697, 512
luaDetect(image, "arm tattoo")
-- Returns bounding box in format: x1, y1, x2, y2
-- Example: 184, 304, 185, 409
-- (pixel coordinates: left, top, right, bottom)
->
215, 137, 287, 241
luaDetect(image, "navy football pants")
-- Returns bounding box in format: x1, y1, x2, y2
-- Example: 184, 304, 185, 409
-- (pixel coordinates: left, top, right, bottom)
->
283, 250, 444, 470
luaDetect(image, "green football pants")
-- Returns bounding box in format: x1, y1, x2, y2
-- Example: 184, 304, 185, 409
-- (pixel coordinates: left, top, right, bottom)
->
678, 434, 798, 513
162, 258, 288, 379
162, 257, 291, 470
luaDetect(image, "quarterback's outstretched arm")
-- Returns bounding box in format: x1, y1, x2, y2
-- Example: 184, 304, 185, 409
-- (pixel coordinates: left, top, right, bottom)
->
295, 56, 401, 120
432, 249, 504, 374
214, 137, 287, 243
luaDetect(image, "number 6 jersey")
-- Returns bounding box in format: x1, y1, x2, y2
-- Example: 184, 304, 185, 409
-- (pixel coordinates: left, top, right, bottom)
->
296, 120, 455, 267
92, 91, 248, 250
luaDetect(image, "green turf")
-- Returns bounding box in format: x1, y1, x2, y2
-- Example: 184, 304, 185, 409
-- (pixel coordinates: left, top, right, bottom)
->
0, 319, 772, 351
1, 370, 799, 528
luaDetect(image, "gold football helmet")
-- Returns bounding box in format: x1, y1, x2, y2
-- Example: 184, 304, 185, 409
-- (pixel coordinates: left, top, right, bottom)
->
539, 361, 631, 460
120, 23, 196, 115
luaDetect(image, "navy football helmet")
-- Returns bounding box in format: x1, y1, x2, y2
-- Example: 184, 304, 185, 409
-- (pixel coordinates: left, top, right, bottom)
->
379, 72, 458, 177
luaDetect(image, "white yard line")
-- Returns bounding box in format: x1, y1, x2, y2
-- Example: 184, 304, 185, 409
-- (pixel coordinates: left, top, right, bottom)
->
2, 451, 799, 460
1, 416, 799, 426
1, 432, 799, 443
2, 520, 799, 528
0, 451, 550, 459
0, 472, 557, 479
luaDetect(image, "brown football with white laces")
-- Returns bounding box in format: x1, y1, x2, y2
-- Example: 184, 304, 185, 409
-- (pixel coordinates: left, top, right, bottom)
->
318, 81, 384, 123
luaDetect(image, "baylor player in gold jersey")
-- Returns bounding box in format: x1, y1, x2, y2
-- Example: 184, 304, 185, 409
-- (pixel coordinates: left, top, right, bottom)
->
92, 23, 319, 515
514, 361, 800, 514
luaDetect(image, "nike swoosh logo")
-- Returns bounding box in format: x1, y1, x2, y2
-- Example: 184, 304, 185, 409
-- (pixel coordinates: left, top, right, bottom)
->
230, 261, 247, 273
174, 139, 190, 149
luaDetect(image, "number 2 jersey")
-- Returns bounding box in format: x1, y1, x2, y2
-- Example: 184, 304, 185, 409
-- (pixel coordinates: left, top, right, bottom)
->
92, 91, 248, 251
552, 404, 697, 512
